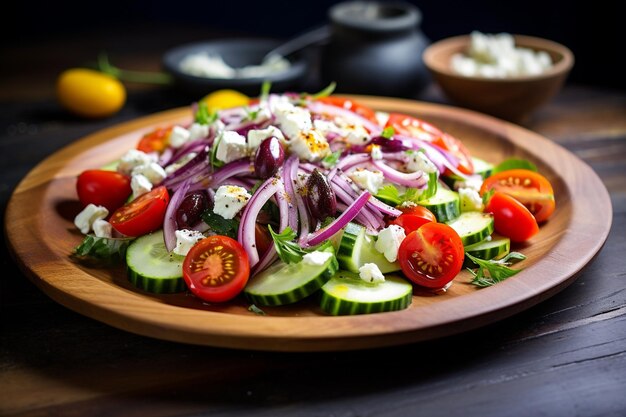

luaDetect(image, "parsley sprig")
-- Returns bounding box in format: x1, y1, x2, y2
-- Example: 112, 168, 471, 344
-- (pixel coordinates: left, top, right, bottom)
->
268, 225, 309, 264
195, 101, 218, 125
375, 172, 438, 205
466, 252, 527, 287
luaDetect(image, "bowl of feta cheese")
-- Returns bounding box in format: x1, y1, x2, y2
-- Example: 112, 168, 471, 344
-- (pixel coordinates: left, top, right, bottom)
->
163, 38, 310, 96
423, 32, 574, 122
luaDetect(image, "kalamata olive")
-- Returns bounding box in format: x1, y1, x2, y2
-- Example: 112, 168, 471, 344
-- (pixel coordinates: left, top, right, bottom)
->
176, 191, 208, 228
254, 136, 284, 179
305, 169, 337, 221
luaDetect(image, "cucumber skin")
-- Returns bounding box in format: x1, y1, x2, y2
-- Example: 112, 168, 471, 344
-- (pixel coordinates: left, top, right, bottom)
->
337, 223, 400, 274
244, 245, 339, 306
463, 236, 511, 267
319, 273, 412, 316
419, 199, 460, 223
127, 267, 186, 294
447, 213, 495, 246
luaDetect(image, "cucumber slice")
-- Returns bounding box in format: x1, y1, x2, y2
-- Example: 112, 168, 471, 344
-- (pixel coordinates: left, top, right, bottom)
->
319, 271, 413, 315
464, 235, 511, 266
126, 230, 186, 294
337, 223, 400, 274
244, 244, 338, 306
441, 157, 494, 188
446, 211, 494, 246
418, 187, 460, 222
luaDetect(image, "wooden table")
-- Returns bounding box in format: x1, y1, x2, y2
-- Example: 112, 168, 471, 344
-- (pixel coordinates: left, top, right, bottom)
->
1, 71, 625, 415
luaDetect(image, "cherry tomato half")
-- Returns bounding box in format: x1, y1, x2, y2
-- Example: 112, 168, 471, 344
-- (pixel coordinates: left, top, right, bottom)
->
385, 113, 474, 174
183, 235, 250, 303
137, 126, 172, 153
398, 223, 464, 289
76, 169, 131, 212
389, 205, 437, 234
110, 186, 169, 237
481, 169, 555, 223
485, 191, 539, 242
317, 96, 379, 124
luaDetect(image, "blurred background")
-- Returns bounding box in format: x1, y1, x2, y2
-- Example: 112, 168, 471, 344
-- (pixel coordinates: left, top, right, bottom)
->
2, 0, 624, 104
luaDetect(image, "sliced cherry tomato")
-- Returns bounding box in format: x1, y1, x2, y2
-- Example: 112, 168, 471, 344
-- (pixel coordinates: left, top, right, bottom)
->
183, 235, 250, 303
110, 186, 169, 237
398, 223, 464, 289
481, 169, 555, 223
76, 169, 131, 212
317, 96, 379, 124
389, 205, 437, 234
137, 126, 172, 153
485, 191, 539, 242
385, 113, 474, 174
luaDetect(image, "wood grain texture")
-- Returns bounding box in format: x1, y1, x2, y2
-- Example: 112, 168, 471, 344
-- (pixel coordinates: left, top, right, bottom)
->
4, 97, 613, 352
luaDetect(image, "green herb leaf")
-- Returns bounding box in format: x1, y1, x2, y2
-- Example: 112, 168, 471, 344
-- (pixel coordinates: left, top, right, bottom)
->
420, 172, 438, 201
268, 225, 309, 264
321, 150, 342, 168
71, 235, 134, 266
375, 184, 402, 205
375, 176, 438, 206
195, 101, 218, 125
209, 133, 224, 170
243, 106, 260, 122
492, 158, 538, 174
482, 188, 495, 206
200, 210, 239, 239
308, 82, 337, 99
248, 304, 267, 315
381, 126, 395, 139
466, 251, 526, 287
260, 80, 272, 102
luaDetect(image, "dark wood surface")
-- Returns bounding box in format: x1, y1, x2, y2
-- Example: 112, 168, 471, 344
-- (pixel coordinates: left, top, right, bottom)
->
1, 36, 625, 416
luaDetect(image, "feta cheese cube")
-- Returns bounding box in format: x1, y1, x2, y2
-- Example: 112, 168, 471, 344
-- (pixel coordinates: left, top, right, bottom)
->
375, 225, 406, 263
453, 175, 483, 192
74, 204, 109, 234
216, 131, 248, 163
359, 263, 385, 284
302, 250, 333, 266
189, 122, 210, 141
406, 151, 437, 174
289, 130, 330, 162
131, 174, 153, 200
274, 102, 312, 139
247, 125, 285, 151
459, 187, 484, 212
117, 149, 155, 176
349, 168, 385, 194
132, 162, 166, 185
168, 126, 191, 148
92, 219, 113, 238
173, 229, 205, 256
213, 185, 251, 219
370, 144, 383, 160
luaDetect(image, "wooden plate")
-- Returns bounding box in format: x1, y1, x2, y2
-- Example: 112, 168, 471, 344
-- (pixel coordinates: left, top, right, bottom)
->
5, 96, 612, 352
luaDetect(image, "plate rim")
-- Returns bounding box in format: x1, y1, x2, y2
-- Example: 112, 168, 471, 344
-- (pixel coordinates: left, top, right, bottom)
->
5, 96, 612, 352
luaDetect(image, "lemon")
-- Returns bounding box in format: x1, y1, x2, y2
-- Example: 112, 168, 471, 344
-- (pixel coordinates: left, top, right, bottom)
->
57, 68, 126, 118
200, 89, 249, 112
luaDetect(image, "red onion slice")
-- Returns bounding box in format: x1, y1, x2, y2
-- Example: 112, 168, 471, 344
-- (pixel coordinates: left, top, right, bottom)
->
163, 179, 191, 252
306, 191, 371, 246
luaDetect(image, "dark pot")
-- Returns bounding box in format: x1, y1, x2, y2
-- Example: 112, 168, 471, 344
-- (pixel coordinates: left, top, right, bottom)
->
321, 1, 430, 97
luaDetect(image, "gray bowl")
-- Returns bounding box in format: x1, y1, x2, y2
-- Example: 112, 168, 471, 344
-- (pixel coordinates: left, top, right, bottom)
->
162, 38, 309, 97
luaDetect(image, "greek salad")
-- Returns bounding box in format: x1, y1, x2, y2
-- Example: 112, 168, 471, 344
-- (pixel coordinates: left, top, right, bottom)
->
72, 84, 556, 315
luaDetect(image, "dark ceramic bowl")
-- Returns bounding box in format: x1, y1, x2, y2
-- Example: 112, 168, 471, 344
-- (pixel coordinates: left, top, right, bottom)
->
162, 38, 309, 97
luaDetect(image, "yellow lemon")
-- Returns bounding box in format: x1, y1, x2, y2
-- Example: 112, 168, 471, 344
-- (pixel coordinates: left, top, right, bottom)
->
200, 89, 249, 112
56, 68, 126, 118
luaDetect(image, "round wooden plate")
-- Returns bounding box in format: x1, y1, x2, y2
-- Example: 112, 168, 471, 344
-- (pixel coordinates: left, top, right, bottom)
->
5, 96, 612, 352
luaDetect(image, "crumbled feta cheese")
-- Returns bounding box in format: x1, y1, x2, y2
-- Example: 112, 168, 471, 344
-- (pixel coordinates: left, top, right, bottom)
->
349, 168, 385, 194
289, 129, 330, 162
406, 151, 437, 174
375, 225, 406, 263
451, 31, 553, 78
370, 144, 383, 160
74, 204, 109, 234
453, 175, 483, 192
302, 250, 333, 266
399, 201, 418, 209
132, 162, 166, 185
314, 118, 370, 145
247, 125, 285, 150
216, 131, 248, 163
173, 229, 205, 256
165, 151, 198, 175
273, 102, 312, 139
117, 149, 155, 176
359, 263, 385, 284
131, 174, 153, 200
168, 126, 191, 148
92, 219, 112, 238
189, 123, 210, 141
459, 187, 484, 212
213, 185, 251, 219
